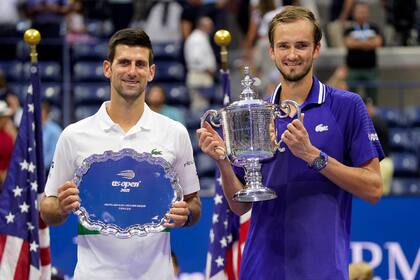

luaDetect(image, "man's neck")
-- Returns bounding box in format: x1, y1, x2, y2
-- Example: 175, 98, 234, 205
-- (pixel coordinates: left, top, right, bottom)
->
107, 98, 145, 133
279, 74, 313, 105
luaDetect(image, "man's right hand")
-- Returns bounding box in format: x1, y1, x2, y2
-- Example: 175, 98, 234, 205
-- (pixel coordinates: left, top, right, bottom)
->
57, 181, 80, 216
196, 122, 226, 161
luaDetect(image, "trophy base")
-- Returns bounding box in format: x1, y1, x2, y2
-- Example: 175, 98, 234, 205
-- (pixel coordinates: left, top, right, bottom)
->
233, 187, 277, 202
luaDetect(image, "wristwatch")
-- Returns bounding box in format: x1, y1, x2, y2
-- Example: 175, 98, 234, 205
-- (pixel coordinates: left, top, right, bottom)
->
308, 151, 328, 171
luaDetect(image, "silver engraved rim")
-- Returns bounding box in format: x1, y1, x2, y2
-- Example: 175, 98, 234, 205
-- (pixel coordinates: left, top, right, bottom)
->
73, 148, 183, 238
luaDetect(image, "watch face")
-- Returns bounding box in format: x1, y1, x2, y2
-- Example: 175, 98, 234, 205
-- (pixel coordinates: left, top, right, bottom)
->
310, 151, 328, 171
314, 157, 326, 170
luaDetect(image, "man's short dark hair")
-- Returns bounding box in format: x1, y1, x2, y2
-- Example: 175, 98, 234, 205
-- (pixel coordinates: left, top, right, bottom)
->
268, 6, 322, 48
107, 28, 154, 65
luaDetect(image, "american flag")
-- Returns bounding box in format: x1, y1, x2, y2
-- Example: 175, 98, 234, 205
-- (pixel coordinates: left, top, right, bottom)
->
0, 63, 51, 279
205, 70, 251, 280
205, 171, 250, 280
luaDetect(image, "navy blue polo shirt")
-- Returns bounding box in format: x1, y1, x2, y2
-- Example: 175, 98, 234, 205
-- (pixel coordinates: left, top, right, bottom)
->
234, 76, 384, 280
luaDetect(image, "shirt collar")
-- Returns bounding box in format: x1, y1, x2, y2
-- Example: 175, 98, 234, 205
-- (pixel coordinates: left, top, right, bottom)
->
96, 101, 153, 132
269, 76, 327, 107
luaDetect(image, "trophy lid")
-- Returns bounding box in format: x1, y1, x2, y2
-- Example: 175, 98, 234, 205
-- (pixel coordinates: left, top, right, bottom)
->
224, 66, 274, 111
239, 66, 258, 100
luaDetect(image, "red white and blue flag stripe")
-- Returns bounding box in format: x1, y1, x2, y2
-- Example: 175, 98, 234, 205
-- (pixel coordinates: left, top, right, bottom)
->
0, 63, 51, 279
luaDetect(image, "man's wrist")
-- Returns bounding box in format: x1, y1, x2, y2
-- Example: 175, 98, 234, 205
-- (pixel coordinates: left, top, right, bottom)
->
308, 150, 329, 172
183, 209, 193, 227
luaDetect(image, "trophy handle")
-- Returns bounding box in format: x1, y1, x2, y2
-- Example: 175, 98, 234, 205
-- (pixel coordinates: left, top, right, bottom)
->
273, 100, 302, 151
200, 109, 221, 128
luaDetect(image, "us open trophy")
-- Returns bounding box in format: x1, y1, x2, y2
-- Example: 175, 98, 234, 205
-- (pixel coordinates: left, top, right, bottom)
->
201, 31, 301, 202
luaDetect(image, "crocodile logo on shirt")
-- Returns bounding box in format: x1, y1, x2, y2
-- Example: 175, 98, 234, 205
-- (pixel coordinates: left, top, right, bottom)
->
151, 148, 162, 156
315, 124, 329, 132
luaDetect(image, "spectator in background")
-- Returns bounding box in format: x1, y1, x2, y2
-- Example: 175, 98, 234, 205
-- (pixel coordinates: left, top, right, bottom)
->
184, 16, 216, 110
243, 0, 286, 87
65, 0, 92, 45
180, 0, 205, 40
108, 0, 133, 31
143, 0, 183, 43
5, 92, 22, 128
349, 262, 374, 280
0, 71, 15, 102
0, 0, 21, 59
344, 1, 383, 105
0, 71, 21, 128
327, 65, 349, 91
24, 0, 73, 37
24, 0, 74, 60
146, 85, 185, 125
41, 100, 62, 173
327, 0, 354, 47
381, 0, 418, 46
364, 97, 393, 195
0, 101, 15, 187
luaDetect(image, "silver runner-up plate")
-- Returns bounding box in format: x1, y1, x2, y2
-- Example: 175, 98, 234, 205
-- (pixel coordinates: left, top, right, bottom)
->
73, 148, 183, 238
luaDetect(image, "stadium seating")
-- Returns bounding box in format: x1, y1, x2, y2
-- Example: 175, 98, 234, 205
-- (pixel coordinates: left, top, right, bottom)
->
389, 128, 413, 152
24, 61, 62, 82
73, 61, 107, 82
199, 176, 216, 197
376, 106, 406, 127
153, 61, 185, 83
73, 83, 110, 105
405, 106, 420, 127
158, 83, 190, 108
0, 60, 23, 82
72, 41, 108, 61
153, 42, 181, 61
390, 178, 420, 195
85, 19, 114, 39
391, 152, 419, 177
196, 153, 216, 178
74, 104, 101, 121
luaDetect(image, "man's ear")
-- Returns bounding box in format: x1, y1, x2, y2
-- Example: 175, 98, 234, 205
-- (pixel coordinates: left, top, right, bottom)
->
269, 45, 275, 61
148, 64, 155, 82
103, 60, 111, 78
313, 43, 321, 60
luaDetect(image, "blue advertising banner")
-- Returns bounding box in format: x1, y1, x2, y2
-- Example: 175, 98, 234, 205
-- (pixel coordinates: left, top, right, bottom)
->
351, 197, 420, 280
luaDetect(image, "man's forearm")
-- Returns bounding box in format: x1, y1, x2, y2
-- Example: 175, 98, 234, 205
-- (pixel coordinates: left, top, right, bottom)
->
217, 160, 252, 216
40, 196, 69, 226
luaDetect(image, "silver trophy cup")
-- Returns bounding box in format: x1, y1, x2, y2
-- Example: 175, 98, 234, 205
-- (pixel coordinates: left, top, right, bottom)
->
201, 66, 301, 202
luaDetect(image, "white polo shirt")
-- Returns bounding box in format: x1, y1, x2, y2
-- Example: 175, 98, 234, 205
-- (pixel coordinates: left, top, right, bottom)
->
45, 102, 200, 280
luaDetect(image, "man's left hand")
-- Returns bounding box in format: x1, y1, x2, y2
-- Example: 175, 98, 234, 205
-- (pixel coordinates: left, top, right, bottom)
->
164, 201, 190, 228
